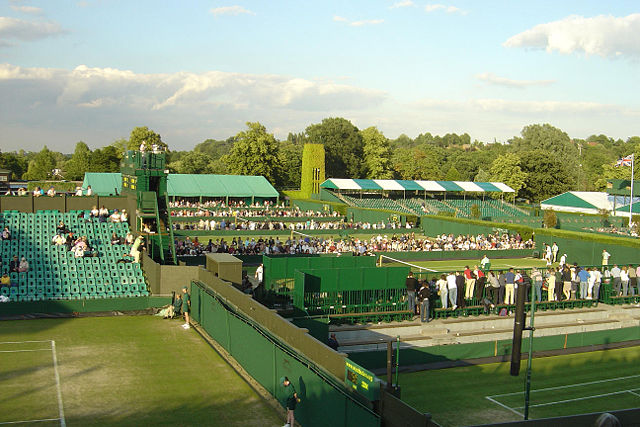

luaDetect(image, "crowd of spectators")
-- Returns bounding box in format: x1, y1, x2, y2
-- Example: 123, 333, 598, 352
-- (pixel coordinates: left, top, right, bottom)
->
4, 185, 95, 197
172, 218, 410, 232
174, 232, 530, 257
170, 206, 341, 219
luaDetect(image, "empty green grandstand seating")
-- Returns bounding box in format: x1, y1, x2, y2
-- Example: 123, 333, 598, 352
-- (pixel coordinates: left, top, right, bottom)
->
0, 210, 148, 302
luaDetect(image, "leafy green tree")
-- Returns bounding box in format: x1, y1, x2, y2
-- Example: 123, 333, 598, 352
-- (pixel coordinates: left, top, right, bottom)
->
222, 122, 282, 185
168, 151, 216, 174
305, 117, 364, 178
128, 126, 167, 151
444, 165, 462, 181
470, 203, 481, 219
488, 153, 528, 202
390, 133, 414, 149
474, 168, 491, 182
0, 151, 28, 180
64, 142, 92, 180
89, 146, 121, 173
518, 150, 576, 202
361, 126, 393, 179
193, 137, 235, 159
392, 147, 444, 180
109, 138, 129, 159
23, 146, 57, 180
512, 124, 578, 160
543, 210, 557, 229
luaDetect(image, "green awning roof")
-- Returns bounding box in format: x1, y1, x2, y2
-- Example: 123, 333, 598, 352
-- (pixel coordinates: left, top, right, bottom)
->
616, 201, 640, 213
541, 192, 598, 210
396, 180, 424, 191
436, 181, 464, 191
352, 179, 383, 190
475, 182, 502, 192
83, 173, 278, 198
82, 173, 122, 196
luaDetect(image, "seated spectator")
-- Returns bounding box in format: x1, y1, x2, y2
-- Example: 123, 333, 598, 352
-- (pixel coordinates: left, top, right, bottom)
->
4, 189, 11, 195
99, 205, 109, 218
9, 255, 19, 273
125, 232, 134, 245
19, 257, 29, 272
33, 186, 42, 197
120, 209, 128, 223
56, 221, 69, 234
83, 243, 98, 258
74, 186, 83, 196
86, 185, 93, 196
52, 233, 66, 246
110, 209, 121, 222
116, 253, 134, 264
46, 186, 56, 197
0, 273, 10, 288
17, 187, 27, 196
90, 205, 99, 217
73, 244, 85, 258
111, 232, 122, 245
1, 227, 10, 240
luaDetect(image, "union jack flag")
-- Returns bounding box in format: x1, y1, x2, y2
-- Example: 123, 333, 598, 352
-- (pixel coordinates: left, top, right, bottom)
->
615, 154, 634, 167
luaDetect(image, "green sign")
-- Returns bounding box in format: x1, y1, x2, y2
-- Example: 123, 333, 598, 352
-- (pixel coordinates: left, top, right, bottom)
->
345, 360, 380, 401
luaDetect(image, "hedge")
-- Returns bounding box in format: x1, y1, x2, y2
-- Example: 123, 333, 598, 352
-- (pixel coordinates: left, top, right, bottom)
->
26, 181, 80, 192
421, 214, 535, 240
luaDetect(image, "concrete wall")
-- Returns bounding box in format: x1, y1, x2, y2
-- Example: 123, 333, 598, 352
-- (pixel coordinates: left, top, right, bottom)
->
141, 253, 200, 295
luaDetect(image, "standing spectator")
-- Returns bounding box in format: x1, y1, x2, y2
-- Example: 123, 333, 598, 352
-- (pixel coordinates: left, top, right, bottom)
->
627, 265, 636, 296
497, 270, 506, 305
546, 268, 556, 301
181, 286, 191, 329
559, 253, 567, 270
593, 267, 603, 300
620, 266, 629, 297
577, 267, 590, 300
418, 279, 431, 323
281, 377, 300, 427
405, 272, 418, 315
463, 266, 475, 300
327, 333, 339, 351
446, 272, 457, 310
610, 265, 621, 297
601, 249, 611, 266
455, 271, 466, 308
531, 267, 543, 302
587, 268, 597, 300
1, 227, 11, 240
636, 265, 640, 296
255, 263, 264, 285
504, 268, 515, 305
130, 235, 144, 263
486, 271, 500, 306
436, 275, 448, 309
552, 242, 559, 263
561, 266, 572, 300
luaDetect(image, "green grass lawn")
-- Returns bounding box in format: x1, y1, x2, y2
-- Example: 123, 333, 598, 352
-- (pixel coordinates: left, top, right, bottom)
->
399, 346, 640, 427
0, 316, 281, 427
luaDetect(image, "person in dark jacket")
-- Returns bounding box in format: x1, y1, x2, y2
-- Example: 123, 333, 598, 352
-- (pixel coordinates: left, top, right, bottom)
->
405, 272, 418, 315
455, 272, 466, 308
418, 279, 431, 323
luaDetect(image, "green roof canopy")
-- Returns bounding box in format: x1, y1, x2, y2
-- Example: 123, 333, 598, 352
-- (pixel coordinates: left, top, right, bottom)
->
83, 173, 278, 198
82, 173, 122, 196
540, 192, 598, 210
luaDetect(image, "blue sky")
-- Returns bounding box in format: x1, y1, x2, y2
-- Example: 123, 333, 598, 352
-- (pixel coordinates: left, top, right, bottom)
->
0, 0, 639, 151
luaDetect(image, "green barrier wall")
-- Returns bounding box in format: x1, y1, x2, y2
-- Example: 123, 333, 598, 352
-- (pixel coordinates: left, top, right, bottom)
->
190, 281, 380, 427
0, 296, 171, 317
421, 215, 529, 238
263, 254, 374, 293
349, 326, 640, 371
346, 207, 409, 226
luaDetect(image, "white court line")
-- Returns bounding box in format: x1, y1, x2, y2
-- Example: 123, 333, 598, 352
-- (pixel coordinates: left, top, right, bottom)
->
0, 349, 52, 353
488, 373, 640, 398
512, 388, 640, 410
50, 341, 66, 427
0, 341, 53, 345
0, 418, 62, 425
628, 390, 640, 398
485, 396, 523, 417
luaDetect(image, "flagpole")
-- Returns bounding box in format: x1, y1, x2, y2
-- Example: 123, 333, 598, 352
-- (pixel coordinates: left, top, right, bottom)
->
630, 154, 635, 228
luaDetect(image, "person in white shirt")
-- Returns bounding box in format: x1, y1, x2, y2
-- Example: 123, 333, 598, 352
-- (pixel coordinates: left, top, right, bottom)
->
436, 275, 448, 309
86, 186, 93, 196
46, 187, 56, 197
587, 268, 597, 300
110, 210, 121, 222
559, 254, 567, 269
120, 209, 128, 223
602, 249, 611, 266
552, 243, 559, 263
446, 272, 458, 310
620, 266, 629, 297
75, 187, 83, 196
254, 263, 264, 285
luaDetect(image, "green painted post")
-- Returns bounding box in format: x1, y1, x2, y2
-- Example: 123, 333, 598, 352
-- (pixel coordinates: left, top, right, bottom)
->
394, 336, 400, 387
524, 283, 536, 419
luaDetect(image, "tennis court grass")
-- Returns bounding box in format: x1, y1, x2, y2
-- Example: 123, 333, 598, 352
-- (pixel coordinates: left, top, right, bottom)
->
399, 346, 640, 427
0, 316, 281, 427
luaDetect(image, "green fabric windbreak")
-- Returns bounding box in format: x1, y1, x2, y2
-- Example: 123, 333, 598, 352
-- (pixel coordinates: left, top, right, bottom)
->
167, 174, 278, 198
82, 173, 123, 196
475, 182, 502, 192
616, 201, 640, 213
353, 179, 383, 190
541, 192, 598, 209
436, 181, 464, 191
296, 266, 409, 293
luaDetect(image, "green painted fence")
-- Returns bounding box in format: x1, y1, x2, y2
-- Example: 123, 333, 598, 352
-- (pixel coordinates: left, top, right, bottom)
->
190, 280, 380, 427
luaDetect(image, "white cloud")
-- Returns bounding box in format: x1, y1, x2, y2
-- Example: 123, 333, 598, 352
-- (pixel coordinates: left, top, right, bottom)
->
504, 14, 640, 59
210, 5, 255, 17
424, 4, 466, 14
0, 17, 66, 42
476, 72, 555, 88
333, 16, 384, 27
10, 5, 43, 15
390, 1, 414, 9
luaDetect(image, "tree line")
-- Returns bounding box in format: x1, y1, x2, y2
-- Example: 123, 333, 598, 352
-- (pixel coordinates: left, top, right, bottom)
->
1, 120, 638, 203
